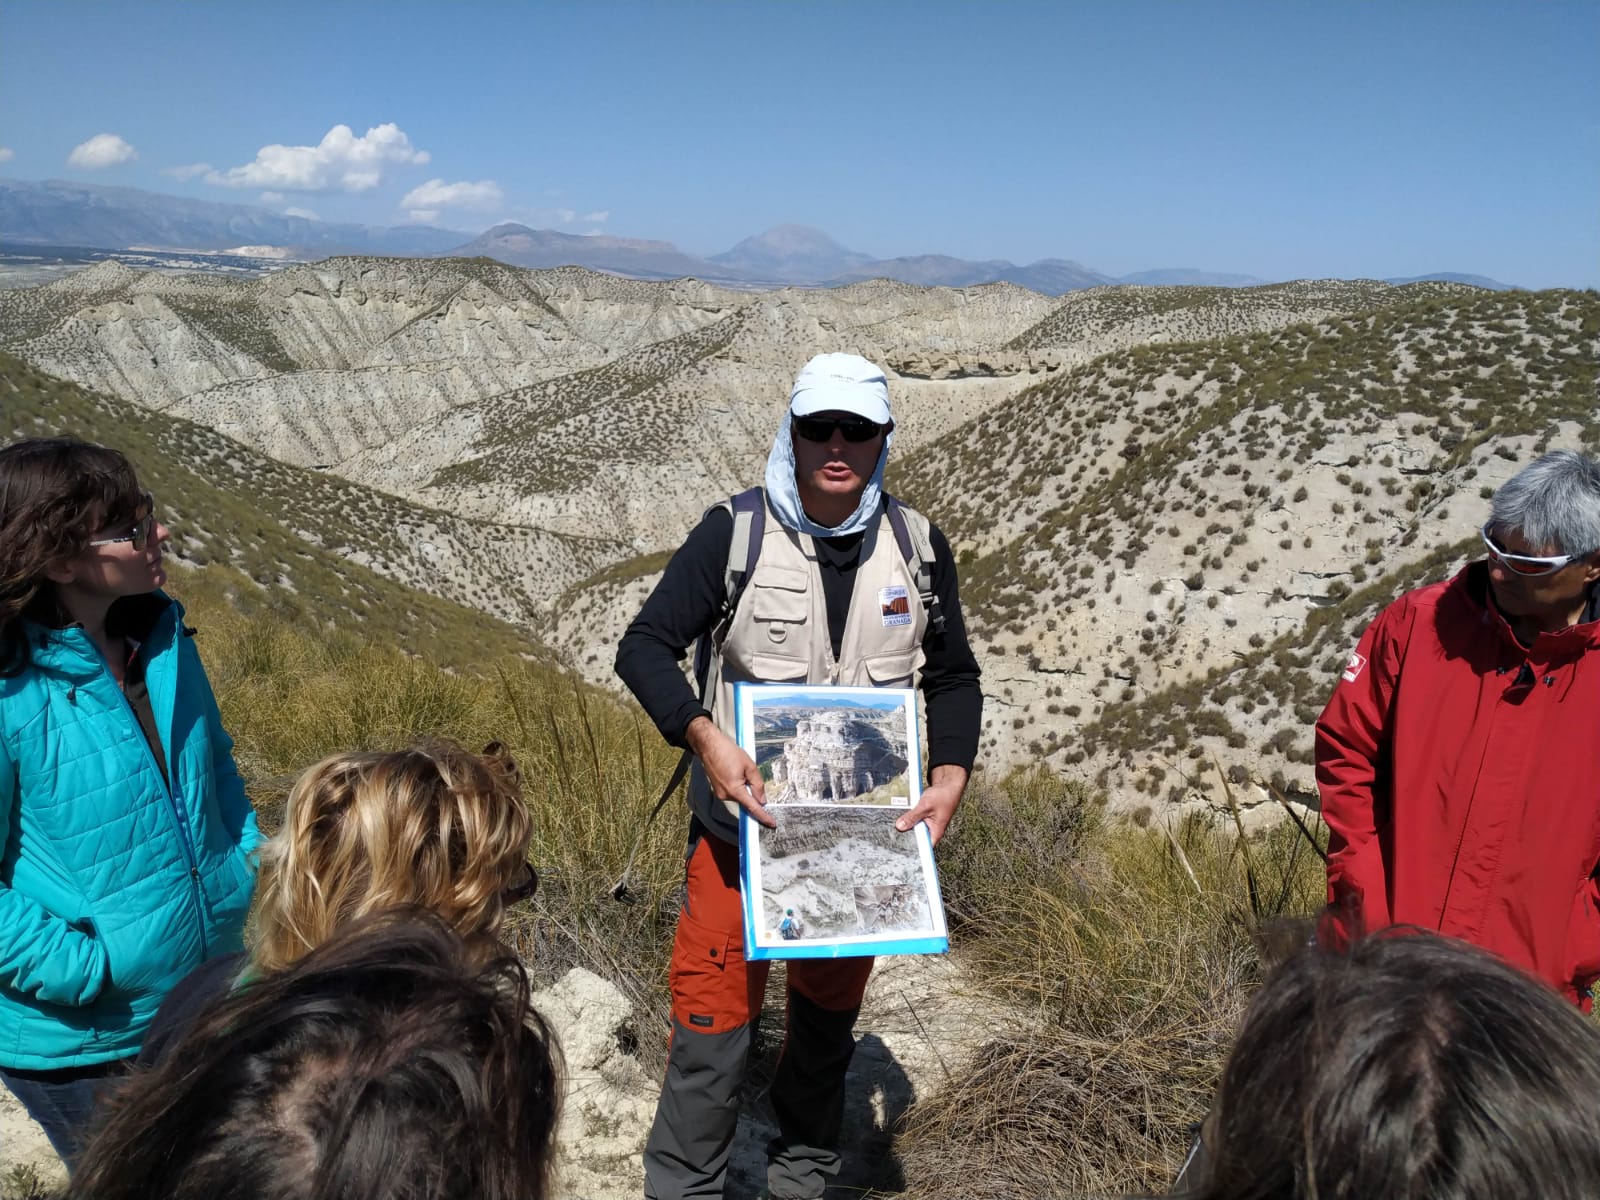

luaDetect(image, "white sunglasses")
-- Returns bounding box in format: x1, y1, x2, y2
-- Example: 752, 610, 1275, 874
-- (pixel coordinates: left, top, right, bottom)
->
1480, 523, 1579, 577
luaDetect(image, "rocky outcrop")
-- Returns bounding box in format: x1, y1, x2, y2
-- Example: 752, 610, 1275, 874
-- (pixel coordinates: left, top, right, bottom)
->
772, 711, 909, 803
531, 968, 658, 1198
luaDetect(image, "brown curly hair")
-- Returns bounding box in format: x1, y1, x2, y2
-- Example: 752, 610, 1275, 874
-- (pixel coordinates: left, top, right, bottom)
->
252, 739, 534, 973
0, 437, 148, 675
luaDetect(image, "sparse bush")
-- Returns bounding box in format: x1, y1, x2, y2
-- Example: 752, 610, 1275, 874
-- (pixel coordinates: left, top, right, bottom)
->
906, 796, 1325, 1200
172, 569, 686, 1077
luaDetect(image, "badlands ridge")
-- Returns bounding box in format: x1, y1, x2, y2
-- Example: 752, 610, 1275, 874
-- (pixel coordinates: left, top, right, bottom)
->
2, 258, 1594, 814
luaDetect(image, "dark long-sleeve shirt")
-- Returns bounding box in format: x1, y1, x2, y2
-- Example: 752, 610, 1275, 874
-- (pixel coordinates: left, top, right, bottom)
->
616, 504, 982, 774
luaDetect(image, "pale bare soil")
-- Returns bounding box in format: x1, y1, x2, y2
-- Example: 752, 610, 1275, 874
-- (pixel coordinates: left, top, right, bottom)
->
0, 1087, 64, 1194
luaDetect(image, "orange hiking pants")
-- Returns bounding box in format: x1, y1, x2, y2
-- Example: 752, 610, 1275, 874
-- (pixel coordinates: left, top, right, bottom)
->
642, 826, 873, 1200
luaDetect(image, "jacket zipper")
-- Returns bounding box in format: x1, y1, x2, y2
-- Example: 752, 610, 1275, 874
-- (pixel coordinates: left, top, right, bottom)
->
104, 668, 210, 959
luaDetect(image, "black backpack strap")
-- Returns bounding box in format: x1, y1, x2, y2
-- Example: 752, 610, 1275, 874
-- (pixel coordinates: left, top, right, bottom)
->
886, 495, 945, 635
692, 487, 766, 690
610, 747, 693, 904
616, 491, 768, 905
616, 490, 766, 905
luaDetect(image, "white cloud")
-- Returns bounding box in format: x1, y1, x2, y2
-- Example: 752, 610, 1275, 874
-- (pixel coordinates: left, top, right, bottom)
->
399, 178, 504, 211
0, 147, 14, 164
204, 123, 428, 192
259, 191, 286, 205
580, 210, 610, 224
407, 209, 440, 224
163, 162, 213, 180
284, 206, 319, 220
68, 133, 137, 168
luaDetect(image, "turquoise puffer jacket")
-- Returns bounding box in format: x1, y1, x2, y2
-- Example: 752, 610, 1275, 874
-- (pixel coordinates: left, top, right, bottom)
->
0, 594, 259, 1068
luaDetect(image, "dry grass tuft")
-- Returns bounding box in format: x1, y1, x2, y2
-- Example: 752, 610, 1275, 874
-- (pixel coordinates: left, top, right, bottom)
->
896, 769, 1324, 1199
171, 565, 690, 1073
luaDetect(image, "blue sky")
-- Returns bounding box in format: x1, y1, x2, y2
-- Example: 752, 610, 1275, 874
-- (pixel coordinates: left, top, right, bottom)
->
2, 1, 1595, 287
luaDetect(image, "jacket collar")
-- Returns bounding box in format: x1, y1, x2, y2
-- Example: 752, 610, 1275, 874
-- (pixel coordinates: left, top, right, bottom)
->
1458, 561, 1600, 659
27, 591, 180, 679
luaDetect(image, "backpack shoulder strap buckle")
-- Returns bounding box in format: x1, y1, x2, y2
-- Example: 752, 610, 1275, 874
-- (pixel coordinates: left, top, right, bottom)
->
885, 495, 945, 635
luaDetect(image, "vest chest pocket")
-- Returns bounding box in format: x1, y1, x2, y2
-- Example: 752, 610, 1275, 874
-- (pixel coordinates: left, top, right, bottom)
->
862, 648, 920, 689
749, 567, 809, 646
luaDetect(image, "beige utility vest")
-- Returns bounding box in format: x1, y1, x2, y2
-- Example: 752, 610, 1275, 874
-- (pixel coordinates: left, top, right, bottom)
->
690, 499, 932, 840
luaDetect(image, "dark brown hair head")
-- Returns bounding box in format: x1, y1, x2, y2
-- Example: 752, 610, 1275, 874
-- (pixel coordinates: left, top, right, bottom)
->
0, 437, 146, 674
70, 910, 563, 1200
1180, 929, 1600, 1200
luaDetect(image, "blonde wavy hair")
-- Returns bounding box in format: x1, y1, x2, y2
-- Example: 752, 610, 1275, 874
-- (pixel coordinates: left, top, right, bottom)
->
253, 739, 533, 974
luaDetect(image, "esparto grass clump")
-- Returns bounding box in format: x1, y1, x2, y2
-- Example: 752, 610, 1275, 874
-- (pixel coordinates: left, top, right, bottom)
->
900, 767, 1325, 1199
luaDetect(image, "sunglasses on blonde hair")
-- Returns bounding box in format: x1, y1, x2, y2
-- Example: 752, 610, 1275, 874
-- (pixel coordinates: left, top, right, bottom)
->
501, 862, 539, 907
252, 738, 534, 974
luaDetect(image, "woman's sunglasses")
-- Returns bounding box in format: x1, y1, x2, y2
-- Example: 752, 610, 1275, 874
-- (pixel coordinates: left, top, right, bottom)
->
792, 416, 885, 444
1480, 523, 1581, 577
89, 491, 157, 551
502, 861, 540, 907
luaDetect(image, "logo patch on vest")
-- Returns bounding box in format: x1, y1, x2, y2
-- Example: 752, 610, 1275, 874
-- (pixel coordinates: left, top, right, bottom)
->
879, 585, 912, 627
1341, 651, 1368, 683
687, 1013, 714, 1028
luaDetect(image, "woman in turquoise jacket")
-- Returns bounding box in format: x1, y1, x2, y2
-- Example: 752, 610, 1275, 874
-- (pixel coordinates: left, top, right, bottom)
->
0, 438, 258, 1169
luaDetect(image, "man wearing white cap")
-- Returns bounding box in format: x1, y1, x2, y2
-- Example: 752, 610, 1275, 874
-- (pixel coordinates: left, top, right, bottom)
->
617, 352, 982, 1199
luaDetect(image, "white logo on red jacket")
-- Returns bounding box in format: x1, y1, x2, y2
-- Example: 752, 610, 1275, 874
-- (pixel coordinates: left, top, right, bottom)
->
1341, 651, 1368, 683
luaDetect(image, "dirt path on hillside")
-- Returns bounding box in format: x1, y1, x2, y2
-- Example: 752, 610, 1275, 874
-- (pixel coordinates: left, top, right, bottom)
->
548, 949, 1027, 1200
732, 951, 1025, 1199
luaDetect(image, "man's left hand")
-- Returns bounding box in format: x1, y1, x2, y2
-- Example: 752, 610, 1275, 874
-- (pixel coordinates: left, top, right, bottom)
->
895, 766, 969, 847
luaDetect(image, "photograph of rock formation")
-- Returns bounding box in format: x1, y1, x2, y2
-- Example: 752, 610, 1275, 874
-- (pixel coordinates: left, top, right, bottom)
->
757, 807, 936, 942
753, 701, 913, 807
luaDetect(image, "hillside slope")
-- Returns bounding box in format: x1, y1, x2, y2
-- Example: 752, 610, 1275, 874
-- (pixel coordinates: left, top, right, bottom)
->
0, 353, 614, 643
0, 258, 1059, 548
5, 261, 1593, 813
897, 286, 1599, 810
0, 262, 1454, 559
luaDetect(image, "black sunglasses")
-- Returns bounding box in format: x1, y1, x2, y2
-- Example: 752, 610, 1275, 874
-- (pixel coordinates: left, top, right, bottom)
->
88, 490, 157, 551
792, 415, 885, 444
502, 862, 539, 907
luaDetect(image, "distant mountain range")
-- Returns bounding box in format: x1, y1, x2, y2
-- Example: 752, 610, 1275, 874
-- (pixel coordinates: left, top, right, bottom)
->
1382, 272, 1517, 292
1120, 268, 1266, 287
446, 224, 724, 281
452, 222, 1126, 292
0, 179, 468, 257
0, 178, 1517, 294
709, 224, 874, 280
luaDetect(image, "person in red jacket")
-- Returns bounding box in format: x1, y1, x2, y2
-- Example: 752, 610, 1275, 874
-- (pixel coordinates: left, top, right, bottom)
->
1316, 450, 1600, 1004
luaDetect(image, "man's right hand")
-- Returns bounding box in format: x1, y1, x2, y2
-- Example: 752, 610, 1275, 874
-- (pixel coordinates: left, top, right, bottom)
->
685, 715, 775, 827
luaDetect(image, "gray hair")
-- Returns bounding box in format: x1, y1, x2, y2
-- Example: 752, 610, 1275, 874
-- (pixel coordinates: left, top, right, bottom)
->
1488, 450, 1600, 557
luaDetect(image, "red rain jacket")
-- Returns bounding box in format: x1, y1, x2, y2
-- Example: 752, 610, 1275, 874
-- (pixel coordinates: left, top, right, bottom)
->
1316, 562, 1600, 1003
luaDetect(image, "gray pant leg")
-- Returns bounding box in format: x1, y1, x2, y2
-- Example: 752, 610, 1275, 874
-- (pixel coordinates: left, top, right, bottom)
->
765, 988, 862, 1200
643, 1018, 753, 1200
